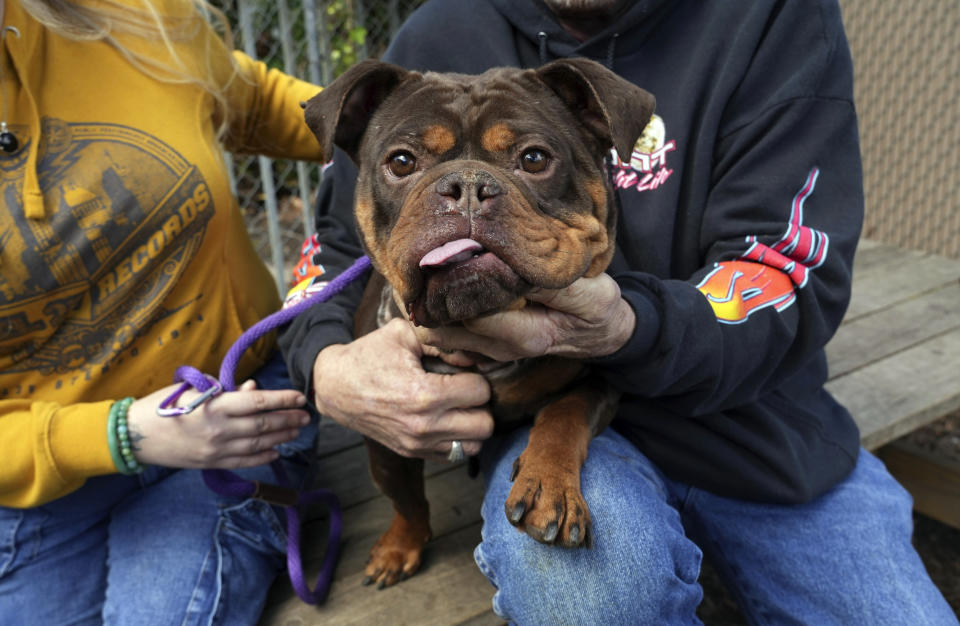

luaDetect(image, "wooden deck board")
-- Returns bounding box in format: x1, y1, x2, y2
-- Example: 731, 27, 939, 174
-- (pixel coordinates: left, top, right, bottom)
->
878, 440, 960, 530
843, 245, 960, 320
826, 241, 960, 449
260, 240, 960, 625
826, 283, 960, 378
827, 326, 960, 450
260, 452, 492, 625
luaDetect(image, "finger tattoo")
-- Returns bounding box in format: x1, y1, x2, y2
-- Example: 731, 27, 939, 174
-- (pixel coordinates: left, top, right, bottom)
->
128, 423, 146, 453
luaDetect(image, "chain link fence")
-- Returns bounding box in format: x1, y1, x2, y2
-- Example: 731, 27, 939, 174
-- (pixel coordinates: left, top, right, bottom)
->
218, 0, 427, 293
226, 0, 959, 294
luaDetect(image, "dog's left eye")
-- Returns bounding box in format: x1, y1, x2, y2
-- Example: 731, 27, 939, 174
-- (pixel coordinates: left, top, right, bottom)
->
388, 151, 417, 177
520, 148, 549, 174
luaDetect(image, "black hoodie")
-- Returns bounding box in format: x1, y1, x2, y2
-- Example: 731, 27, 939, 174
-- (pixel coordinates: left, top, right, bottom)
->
280, 0, 864, 503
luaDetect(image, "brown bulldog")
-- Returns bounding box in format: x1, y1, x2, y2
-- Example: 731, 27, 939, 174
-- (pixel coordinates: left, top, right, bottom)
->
303, 58, 655, 588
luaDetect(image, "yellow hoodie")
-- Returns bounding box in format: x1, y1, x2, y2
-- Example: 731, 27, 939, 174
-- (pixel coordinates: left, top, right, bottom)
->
0, 0, 322, 507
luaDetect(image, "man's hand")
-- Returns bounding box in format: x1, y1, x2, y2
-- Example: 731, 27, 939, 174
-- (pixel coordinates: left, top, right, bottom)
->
414, 273, 635, 362
312, 318, 494, 460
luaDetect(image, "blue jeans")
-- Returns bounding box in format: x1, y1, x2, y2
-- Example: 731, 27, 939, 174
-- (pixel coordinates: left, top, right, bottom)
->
0, 353, 318, 625
474, 426, 957, 626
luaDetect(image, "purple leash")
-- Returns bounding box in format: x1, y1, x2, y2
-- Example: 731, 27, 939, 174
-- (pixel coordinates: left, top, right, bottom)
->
163, 255, 371, 604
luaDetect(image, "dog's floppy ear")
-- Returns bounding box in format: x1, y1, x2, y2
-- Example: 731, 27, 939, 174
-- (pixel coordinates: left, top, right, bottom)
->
302, 59, 412, 162
536, 58, 655, 163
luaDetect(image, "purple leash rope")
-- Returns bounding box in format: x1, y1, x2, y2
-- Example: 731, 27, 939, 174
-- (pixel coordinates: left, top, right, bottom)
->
165, 255, 371, 604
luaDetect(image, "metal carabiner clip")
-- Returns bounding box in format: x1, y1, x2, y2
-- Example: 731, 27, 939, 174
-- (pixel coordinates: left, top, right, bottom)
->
157, 374, 223, 417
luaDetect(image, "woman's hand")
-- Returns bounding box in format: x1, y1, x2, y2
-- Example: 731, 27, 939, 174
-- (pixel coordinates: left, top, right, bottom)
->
312, 318, 494, 461
125, 380, 310, 469
414, 273, 636, 362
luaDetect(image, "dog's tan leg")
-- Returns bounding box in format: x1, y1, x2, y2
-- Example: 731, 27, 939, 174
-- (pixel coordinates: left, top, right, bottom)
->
503, 380, 617, 548
362, 437, 433, 588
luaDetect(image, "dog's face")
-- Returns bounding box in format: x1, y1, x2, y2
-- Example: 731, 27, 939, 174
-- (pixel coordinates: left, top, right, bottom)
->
304, 59, 654, 327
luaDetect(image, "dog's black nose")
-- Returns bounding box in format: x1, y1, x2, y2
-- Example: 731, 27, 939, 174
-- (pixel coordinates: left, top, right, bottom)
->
435, 170, 503, 205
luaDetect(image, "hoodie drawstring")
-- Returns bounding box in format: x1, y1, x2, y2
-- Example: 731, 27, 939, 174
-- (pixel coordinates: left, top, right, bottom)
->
605, 33, 619, 70
537, 31, 548, 66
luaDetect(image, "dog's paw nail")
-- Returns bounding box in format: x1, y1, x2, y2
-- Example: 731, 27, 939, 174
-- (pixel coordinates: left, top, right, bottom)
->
362, 576, 374, 586
509, 458, 520, 481
585, 526, 594, 549
569, 523, 580, 544
377, 579, 387, 590
543, 521, 558, 542
509, 501, 526, 523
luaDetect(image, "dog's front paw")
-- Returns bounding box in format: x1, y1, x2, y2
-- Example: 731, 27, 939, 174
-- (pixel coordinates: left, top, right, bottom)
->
363, 513, 432, 589
504, 452, 594, 548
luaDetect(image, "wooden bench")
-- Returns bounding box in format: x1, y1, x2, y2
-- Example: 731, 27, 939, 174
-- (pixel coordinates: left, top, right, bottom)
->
259, 239, 960, 626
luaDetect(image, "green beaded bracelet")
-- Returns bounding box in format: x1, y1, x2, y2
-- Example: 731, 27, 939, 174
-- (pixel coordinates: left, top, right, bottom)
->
108, 397, 143, 475
106, 400, 128, 474
116, 397, 143, 474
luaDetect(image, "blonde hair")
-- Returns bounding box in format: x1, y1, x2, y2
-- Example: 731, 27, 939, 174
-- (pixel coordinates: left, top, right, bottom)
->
21, 0, 243, 140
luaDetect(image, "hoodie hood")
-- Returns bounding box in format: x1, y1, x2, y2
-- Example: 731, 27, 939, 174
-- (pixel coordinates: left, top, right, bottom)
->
486, 0, 670, 67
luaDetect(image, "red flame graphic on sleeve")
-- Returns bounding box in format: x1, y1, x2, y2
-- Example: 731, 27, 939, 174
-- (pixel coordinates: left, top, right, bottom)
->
697, 168, 828, 324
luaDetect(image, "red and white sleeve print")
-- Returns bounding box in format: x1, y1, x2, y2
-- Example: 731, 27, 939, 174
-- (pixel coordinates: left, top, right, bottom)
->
696, 168, 828, 324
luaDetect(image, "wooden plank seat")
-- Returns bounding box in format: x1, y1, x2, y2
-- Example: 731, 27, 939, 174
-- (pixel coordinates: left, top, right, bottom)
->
259, 239, 960, 625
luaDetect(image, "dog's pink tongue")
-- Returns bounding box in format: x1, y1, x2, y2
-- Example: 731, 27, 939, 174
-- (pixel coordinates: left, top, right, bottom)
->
419, 238, 483, 268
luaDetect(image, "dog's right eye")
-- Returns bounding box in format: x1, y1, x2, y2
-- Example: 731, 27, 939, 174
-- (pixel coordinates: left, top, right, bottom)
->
388, 151, 417, 177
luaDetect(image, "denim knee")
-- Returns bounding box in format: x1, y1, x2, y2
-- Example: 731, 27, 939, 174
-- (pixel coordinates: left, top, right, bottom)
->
675, 449, 958, 626
475, 427, 703, 625
102, 471, 289, 625
0, 478, 132, 624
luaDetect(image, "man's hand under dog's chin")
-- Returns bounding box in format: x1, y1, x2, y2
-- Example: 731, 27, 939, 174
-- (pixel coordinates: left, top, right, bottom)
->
413, 273, 636, 363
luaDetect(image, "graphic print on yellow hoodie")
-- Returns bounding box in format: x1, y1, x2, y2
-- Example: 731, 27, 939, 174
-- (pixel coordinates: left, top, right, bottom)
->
0, 0, 322, 507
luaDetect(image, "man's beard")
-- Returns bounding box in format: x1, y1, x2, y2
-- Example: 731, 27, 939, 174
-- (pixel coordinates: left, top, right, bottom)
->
542, 0, 624, 18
